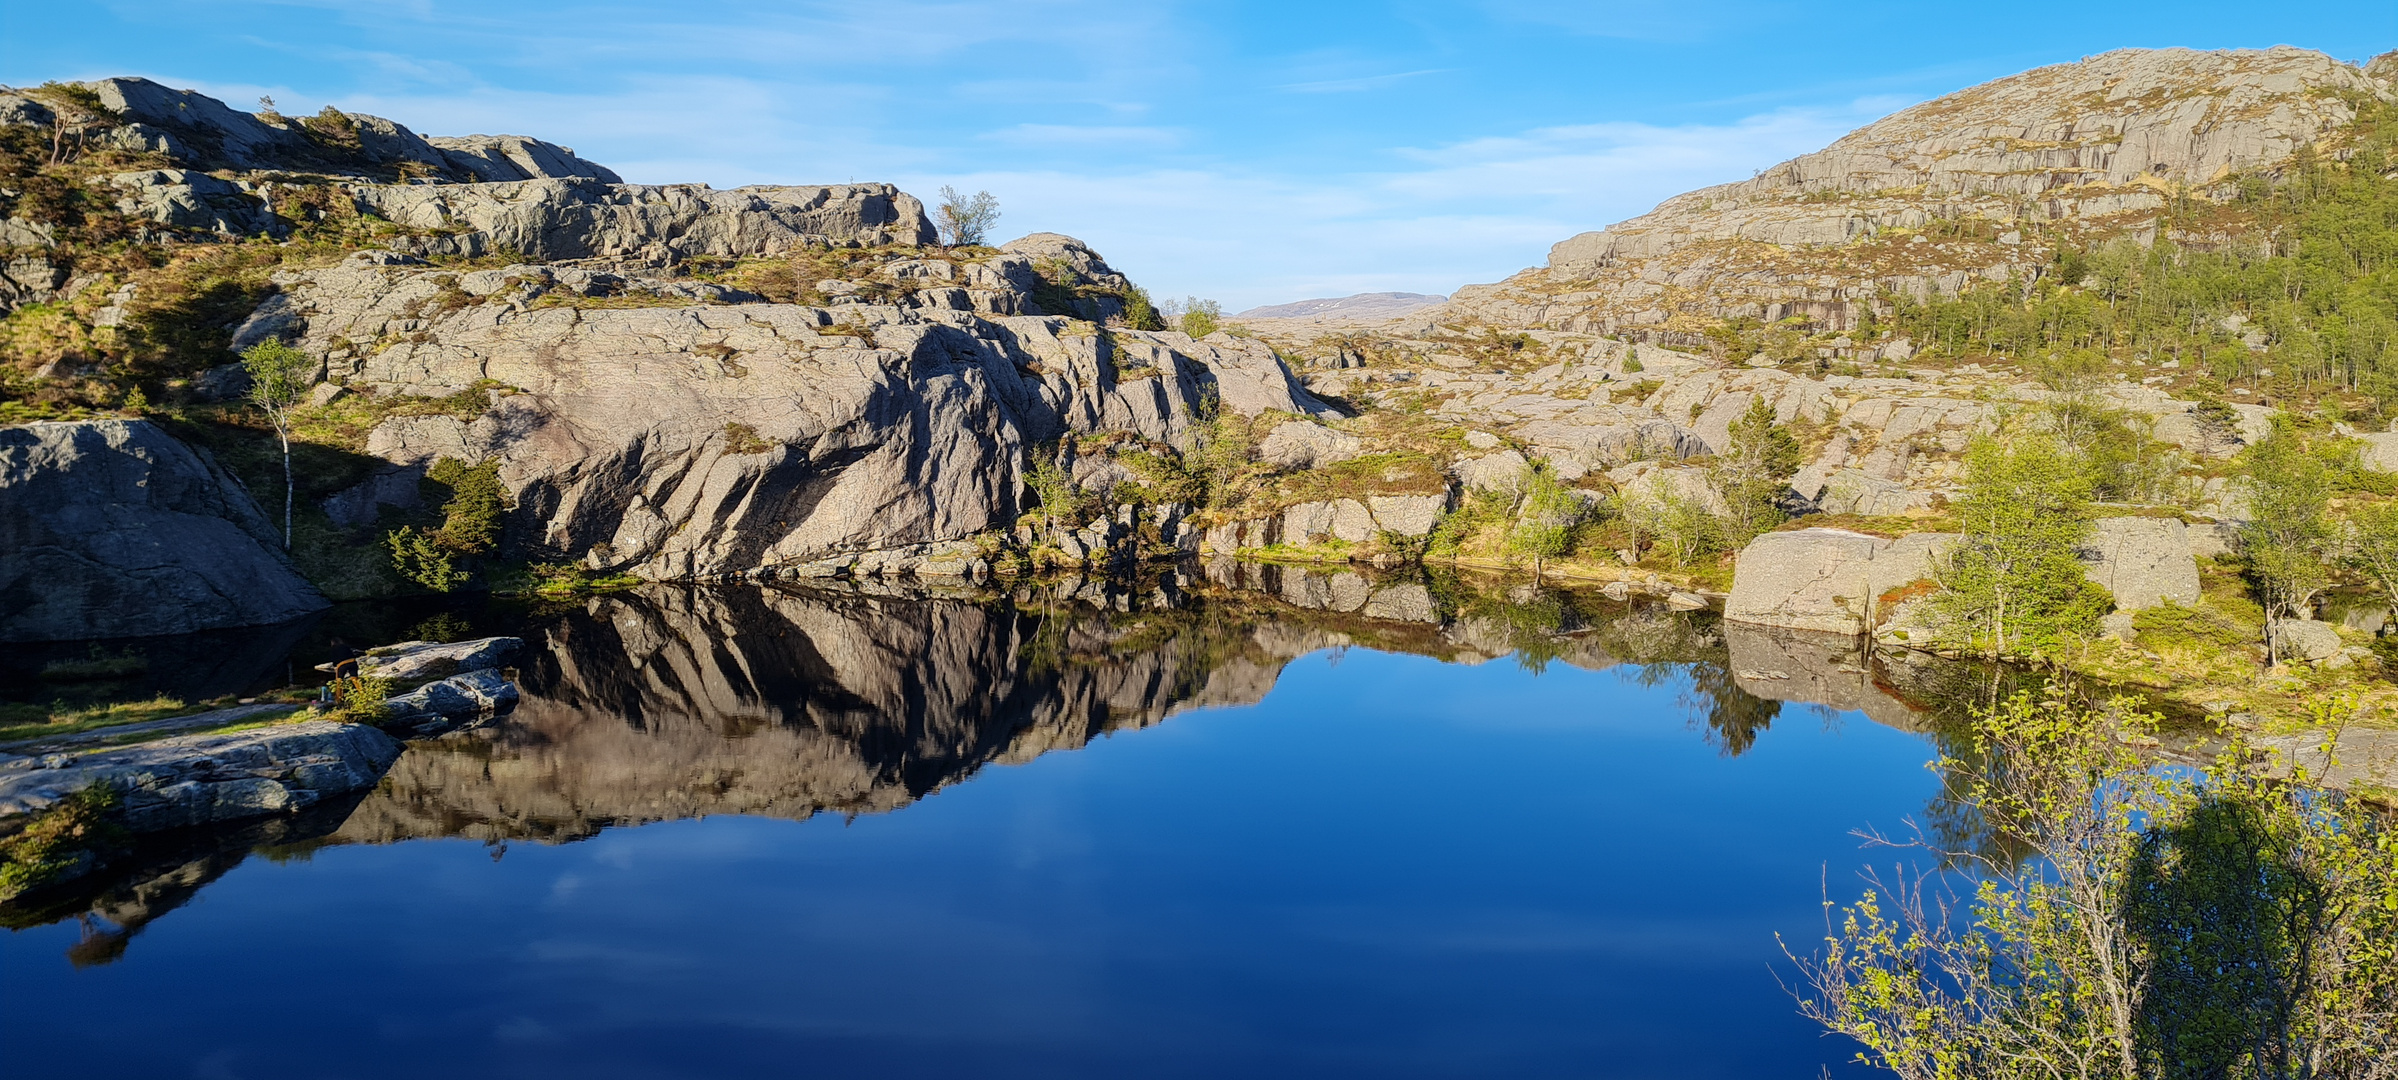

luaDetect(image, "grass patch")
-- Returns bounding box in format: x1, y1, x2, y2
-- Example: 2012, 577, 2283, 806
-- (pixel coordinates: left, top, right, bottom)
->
0, 785, 127, 901
1776, 512, 1959, 537
0, 696, 192, 743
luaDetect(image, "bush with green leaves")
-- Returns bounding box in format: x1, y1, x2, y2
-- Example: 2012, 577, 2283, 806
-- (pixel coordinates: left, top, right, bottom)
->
383, 457, 508, 592
1506, 462, 1585, 576
1795, 689, 2398, 1080
1709, 395, 1802, 543
2240, 420, 2340, 663
1934, 434, 2111, 658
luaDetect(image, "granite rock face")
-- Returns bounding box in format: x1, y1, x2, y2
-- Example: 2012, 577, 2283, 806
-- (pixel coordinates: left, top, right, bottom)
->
58, 77, 619, 182
2080, 516, 2201, 611
1724, 528, 1955, 635
0, 720, 402, 833
349, 178, 935, 260
269, 245, 1327, 580
0, 420, 328, 642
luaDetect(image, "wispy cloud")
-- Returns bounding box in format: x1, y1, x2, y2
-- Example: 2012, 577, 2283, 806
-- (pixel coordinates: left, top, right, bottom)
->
980, 124, 1185, 148
1279, 69, 1450, 94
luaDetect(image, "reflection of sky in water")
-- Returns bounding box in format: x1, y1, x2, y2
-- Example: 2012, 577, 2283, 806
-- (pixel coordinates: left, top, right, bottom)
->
4, 645, 1933, 1078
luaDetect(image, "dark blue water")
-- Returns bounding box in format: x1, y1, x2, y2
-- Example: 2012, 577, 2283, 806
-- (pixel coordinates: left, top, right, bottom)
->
2, 583, 1946, 1078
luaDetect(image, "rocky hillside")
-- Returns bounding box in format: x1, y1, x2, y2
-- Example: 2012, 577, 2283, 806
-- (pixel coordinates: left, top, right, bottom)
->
1441, 46, 2394, 339
0, 80, 1333, 638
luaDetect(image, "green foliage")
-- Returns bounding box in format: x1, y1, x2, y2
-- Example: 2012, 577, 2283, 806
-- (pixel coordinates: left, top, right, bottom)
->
1024, 451, 1077, 533
1710, 396, 1803, 543
321, 673, 391, 725
384, 526, 465, 592
0, 784, 127, 900
2240, 420, 2338, 660
383, 458, 507, 592
1119, 285, 1166, 332
1426, 486, 1514, 559
1170, 296, 1224, 338
1935, 434, 2110, 658
240, 340, 313, 416
2340, 498, 2398, 612
1796, 690, 2398, 1080
1890, 96, 2398, 401
935, 186, 1001, 247
721, 422, 774, 455
502, 561, 642, 599
1506, 462, 1585, 572
425, 458, 505, 555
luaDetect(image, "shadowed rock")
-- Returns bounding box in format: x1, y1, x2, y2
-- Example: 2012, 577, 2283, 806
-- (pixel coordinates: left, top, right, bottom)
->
0, 420, 328, 642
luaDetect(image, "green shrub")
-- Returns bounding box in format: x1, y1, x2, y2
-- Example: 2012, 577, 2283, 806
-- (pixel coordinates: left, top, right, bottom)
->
0, 784, 126, 900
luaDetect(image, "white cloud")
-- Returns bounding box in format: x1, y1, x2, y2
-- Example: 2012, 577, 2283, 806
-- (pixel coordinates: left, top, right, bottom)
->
904, 97, 1907, 310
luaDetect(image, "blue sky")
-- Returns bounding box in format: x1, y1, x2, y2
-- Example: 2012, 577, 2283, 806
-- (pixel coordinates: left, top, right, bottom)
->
6, 2, 2393, 309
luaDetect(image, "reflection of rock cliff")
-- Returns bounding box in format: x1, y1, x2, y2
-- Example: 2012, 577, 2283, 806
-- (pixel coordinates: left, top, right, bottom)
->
331, 575, 1833, 847
333, 585, 1316, 844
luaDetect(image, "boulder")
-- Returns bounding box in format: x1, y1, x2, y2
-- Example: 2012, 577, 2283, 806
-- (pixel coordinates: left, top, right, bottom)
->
2079, 516, 2200, 611
353, 637, 522, 684
1368, 493, 1450, 537
1453, 450, 1529, 493
1363, 584, 1439, 623
0, 420, 328, 642
383, 669, 519, 736
1279, 499, 1376, 545
1725, 527, 1955, 635
2270, 619, 2343, 662
0, 719, 402, 834
1257, 421, 1363, 469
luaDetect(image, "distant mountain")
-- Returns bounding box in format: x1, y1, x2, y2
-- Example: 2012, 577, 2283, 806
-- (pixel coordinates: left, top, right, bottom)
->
1236, 292, 1448, 320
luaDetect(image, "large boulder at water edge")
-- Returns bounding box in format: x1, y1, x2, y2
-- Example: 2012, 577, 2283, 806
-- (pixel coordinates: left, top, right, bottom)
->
0, 420, 328, 642
2079, 516, 2201, 611
1724, 528, 1955, 635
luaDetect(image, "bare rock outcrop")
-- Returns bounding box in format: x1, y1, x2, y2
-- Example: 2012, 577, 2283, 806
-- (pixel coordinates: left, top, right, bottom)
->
269, 244, 1326, 579
0, 720, 401, 832
0, 420, 328, 642
350, 178, 935, 260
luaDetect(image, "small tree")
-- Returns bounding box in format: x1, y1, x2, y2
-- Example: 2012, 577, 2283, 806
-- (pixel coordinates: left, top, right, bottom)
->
1794, 690, 2398, 1080
935, 186, 1001, 247
1507, 462, 1584, 580
383, 458, 509, 592
1176, 297, 1225, 339
2340, 500, 2398, 614
29, 82, 121, 165
2240, 420, 2336, 665
1710, 395, 1802, 544
240, 341, 315, 549
1934, 434, 2110, 659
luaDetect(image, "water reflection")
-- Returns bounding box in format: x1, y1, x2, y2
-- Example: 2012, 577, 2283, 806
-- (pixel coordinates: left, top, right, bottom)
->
6, 564, 1977, 963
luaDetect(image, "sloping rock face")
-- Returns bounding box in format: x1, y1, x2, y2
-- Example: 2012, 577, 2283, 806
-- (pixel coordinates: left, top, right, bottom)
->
1442, 48, 2391, 336
0, 420, 328, 642
350, 178, 934, 260
274, 247, 1325, 579
3, 77, 620, 182
0, 720, 401, 832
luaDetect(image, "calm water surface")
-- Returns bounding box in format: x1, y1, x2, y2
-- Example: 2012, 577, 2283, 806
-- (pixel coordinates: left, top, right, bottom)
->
3, 575, 1963, 1078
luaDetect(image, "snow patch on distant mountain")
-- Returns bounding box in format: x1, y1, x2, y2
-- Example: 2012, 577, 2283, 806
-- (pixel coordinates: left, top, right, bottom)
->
1236, 292, 1448, 320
